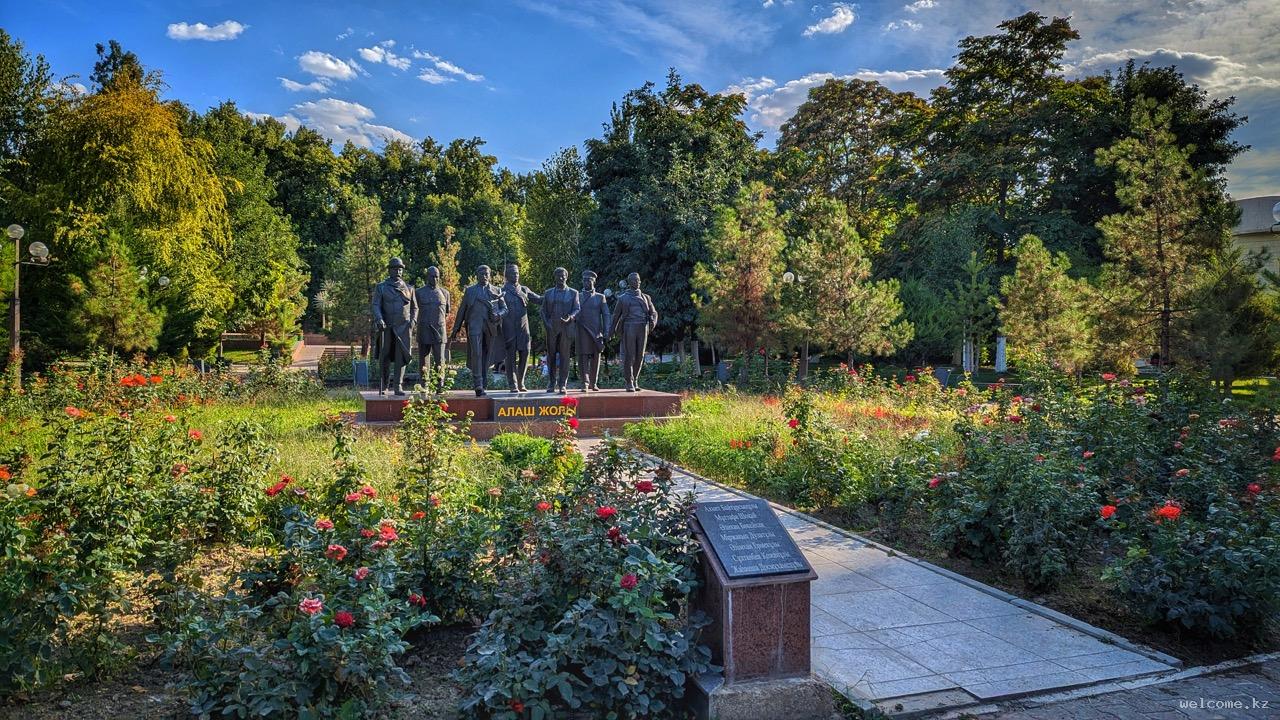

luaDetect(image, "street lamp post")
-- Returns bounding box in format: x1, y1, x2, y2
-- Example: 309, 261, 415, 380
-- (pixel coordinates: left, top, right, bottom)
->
7, 223, 51, 385
781, 270, 810, 382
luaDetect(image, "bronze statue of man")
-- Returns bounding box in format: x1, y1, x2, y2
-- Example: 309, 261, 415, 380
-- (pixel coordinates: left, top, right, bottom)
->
541, 267, 580, 395
610, 272, 658, 392
575, 270, 611, 392
414, 266, 450, 393
498, 263, 543, 393
450, 265, 503, 397
371, 257, 417, 396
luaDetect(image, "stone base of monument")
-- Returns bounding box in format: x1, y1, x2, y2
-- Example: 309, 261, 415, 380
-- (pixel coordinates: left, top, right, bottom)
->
687, 499, 833, 720
690, 673, 834, 720
360, 388, 681, 439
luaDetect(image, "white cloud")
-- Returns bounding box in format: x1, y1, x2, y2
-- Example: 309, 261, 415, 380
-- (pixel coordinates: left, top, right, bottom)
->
286, 98, 415, 148
903, 0, 935, 12
1074, 47, 1280, 92
804, 4, 856, 37
417, 68, 453, 85
358, 44, 411, 70
166, 20, 247, 41
59, 80, 88, 95
245, 111, 302, 134
298, 51, 362, 80
279, 76, 330, 92
726, 68, 946, 131
336, 27, 354, 40
412, 50, 485, 82
884, 19, 922, 32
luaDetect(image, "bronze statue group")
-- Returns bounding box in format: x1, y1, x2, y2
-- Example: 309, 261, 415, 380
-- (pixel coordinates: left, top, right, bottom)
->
371, 258, 658, 397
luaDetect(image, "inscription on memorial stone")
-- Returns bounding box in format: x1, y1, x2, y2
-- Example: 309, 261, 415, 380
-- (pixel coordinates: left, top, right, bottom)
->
491, 396, 576, 421
695, 499, 810, 579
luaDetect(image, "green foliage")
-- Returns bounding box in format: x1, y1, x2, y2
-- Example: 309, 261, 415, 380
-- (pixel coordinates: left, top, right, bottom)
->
524, 147, 593, 291
584, 70, 759, 345
693, 182, 787, 367
456, 439, 713, 719
999, 235, 1095, 375
161, 491, 437, 718
69, 237, 164, 353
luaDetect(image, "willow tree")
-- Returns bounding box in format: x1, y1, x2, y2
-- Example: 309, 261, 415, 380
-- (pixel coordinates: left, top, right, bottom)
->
15, 41, 231, 358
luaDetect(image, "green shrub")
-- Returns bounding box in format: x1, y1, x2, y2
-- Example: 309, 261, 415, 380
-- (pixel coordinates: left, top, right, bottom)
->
455, 439, 714, 719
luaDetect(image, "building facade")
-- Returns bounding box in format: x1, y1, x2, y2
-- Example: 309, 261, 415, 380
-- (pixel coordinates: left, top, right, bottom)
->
1232, 195, 1280, 274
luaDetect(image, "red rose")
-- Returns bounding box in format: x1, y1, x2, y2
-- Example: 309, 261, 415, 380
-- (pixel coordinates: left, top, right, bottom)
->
298, 597, 323, 615
1007, 415, 1023, 423
905, 374, 916, 383
379, 523, 399, 542
188, 429, 203, 441
1034, 455, 1045, 463
536, 501, 552, 512
787, 418, 799, 429
1247, 483, 1262, 495
265, 482, 285, 497
1101, 372, 1117, 382
439, 402, 449, 412
360, 485, 377, 498
567, 417, 579, 430
164, 414, 177, 423
412, 510, 426, 520
634, 479, 655, 493
928, 476, 942, 489
559, 396, 579, 408
360, 528, 376, 538
1153, 502, 1182, 522
171, 463, 189, 477
1173, 441, 1184, 450
1175, 468, 1190, 478
596, 506, 617, 520
620, 573, 638, 590
1100, 505, 1116, 519
409, 593, 427, 607
150, 375, 163, 385
325, 544, 348, 561
1012, 395, 1023, 403
607, 526, 625, 545
315, 518, 334, 530
429, 495, 442, 507
509, 699, 525, 713
334, 610, 355, 628
354, 566, 371, 581
345, 492, 362, 503
65, 406, 84, 418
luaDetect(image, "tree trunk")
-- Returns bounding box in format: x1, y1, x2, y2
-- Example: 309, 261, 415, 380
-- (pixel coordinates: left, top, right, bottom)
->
798, 341, 810, 384
692, 339, 701, 375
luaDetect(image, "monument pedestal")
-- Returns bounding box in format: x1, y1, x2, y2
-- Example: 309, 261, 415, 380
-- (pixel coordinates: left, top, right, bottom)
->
689, 501, 833, 720
359, 388, 681, 439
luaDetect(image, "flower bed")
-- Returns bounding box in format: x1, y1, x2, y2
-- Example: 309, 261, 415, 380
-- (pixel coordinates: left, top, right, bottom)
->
627, 365, 1280, 646
1, 372, 713, 718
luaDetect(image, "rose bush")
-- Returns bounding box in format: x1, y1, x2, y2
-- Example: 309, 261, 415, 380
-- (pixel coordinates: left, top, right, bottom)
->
456, 438, 714, 719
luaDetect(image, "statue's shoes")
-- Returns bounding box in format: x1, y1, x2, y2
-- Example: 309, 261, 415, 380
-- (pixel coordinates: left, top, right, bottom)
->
590, 385, 601, 392
475, 389, 485, 397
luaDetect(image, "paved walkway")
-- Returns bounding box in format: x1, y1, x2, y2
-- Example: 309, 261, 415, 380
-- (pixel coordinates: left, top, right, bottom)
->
976, 659, 1280, 720
588, 442, 1185, 716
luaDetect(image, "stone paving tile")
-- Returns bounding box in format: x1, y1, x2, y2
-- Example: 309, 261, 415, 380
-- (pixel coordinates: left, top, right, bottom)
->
811, 565, 890, 595
814, 645, 957, 699
944, 659, 1070, 686
869, 625, 1047, 674
897, 581, 1026, 620
963, 669, 1094, 700
811, 589, 952, 631
1073, 658, 1180, 683
811, 631, 888, 651
1054, 649, 1156, 671
965, 613, 1124, 661
810, 607, 857, 637
833, 548, 951, 588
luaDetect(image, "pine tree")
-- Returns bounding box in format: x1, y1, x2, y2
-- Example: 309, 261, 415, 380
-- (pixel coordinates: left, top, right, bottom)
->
999, 235, 1094, 375
1096, 99, 1234, 367
692, 182, 786, 381
949, 253, 996, 373
70, 236, 162, 353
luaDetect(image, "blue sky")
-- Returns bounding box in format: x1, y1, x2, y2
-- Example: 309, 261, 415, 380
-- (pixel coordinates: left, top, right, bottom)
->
8, 0, 1279, 196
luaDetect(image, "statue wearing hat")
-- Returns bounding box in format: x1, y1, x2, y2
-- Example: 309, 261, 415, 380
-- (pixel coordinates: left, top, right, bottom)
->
575, 270, 611, 392
372, 257, 417, 395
